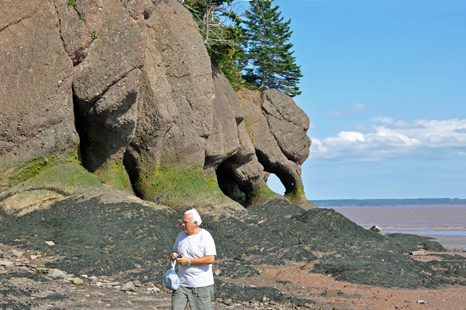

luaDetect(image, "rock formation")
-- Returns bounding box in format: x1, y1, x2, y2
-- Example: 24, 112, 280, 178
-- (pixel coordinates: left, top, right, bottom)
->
0, 0, 313, 212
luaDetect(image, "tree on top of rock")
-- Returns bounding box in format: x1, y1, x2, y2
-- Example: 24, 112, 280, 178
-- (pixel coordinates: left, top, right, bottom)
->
242, 0, 302, 97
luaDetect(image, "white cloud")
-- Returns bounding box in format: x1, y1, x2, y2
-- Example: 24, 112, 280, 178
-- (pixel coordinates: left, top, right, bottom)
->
310, 118, 466, 160
328, 103, 366, 116
354, 124, 371, 132
327, 110, 346, 116
371, 116, 394, 124
348, 103, 366, 112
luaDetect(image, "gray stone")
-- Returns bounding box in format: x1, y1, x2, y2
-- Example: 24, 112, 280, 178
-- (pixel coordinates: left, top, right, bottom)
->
0, 260, 14, 268
12, 251, 23, 258
369, 225, 382, 233
121, 281, 136, 292
71, 277, 84, 285
48, 268, 66, 279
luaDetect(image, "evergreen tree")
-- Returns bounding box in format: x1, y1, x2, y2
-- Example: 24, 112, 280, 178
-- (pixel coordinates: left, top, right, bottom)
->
242, 0, 302, 97
183, 0, 247, 89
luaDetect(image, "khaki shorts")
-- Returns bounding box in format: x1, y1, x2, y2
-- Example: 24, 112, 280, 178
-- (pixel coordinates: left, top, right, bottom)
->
171, 284, 214, 310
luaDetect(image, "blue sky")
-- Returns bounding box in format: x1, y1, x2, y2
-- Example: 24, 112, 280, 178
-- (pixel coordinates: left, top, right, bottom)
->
243, 0, 466, 200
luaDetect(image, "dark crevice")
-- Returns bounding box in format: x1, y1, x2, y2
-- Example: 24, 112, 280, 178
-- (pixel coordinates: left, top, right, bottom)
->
0, 10, 38, 33
215, 161, 247, 207
53, 1, 69, 62
74, 67, 140, 114
123, 149, 144, 200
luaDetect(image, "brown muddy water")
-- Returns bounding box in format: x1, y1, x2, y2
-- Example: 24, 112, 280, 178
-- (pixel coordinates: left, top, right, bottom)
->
322, 205, 466, 250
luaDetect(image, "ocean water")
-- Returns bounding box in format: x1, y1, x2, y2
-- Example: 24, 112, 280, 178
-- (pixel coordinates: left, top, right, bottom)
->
321, 205, 466, 251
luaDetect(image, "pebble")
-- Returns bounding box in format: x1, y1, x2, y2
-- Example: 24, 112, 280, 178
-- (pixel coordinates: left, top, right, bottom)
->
71, 277, 84, 285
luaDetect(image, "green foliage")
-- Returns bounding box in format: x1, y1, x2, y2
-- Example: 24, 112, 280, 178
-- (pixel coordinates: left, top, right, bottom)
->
284, 186, 305, 202
91, 32, 99, 40
79, 14, 83, 20
248, 184, 274, 206
94, 160, 133, 194
183, 0, 248, 90
243, 116, 255, 143
6, 153, 102, 193
242, 0, 302, 97
136, 163, 230, 207
67, 0, 76, 6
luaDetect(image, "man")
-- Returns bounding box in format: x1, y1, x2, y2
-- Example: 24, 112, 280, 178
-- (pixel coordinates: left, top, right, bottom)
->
171, 209, 216, 310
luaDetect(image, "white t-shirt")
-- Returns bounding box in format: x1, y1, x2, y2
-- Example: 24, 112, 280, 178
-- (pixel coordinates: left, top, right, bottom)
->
173, 229, 216, 288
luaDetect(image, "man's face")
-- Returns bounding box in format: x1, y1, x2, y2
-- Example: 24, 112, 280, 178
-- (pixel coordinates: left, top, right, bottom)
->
182, 214, 197, 235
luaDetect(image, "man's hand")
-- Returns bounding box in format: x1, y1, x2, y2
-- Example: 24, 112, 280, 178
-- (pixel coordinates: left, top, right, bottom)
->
170, 252, 179, 261
176, 255, 189, 266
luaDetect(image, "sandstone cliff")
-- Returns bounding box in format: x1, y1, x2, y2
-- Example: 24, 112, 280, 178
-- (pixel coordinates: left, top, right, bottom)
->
0, 0, 313, 214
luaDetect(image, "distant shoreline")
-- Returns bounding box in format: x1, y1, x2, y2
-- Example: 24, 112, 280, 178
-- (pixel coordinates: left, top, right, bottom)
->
321, 204, 466, 208
312, 198, 466, 207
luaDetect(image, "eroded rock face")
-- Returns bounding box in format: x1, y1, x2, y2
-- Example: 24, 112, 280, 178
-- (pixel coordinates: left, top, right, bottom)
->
205, 66, 243, 170
72, 0, 145, 187
236, 90, 313, 207
207, 68, 269, 206
262, 90, 311, 165
0, 0, 313, 209
124, 0, 215, 202
0, 0, 78, 171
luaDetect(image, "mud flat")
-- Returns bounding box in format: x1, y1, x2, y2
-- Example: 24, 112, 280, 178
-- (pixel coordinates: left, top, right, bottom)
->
327, 205, 466, 250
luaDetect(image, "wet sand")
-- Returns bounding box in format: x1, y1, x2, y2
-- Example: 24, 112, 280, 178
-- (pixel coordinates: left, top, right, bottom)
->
325, 205, 466, 250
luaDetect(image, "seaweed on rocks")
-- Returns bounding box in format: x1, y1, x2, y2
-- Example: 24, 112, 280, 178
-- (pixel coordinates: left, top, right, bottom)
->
0, 272, 46, 310
214, 279, 316, 307
386, 233, 447, 252
0, 194, 464, 307
0, 195, 180, 282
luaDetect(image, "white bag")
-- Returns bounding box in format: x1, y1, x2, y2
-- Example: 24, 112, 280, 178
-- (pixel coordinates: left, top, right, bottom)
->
163, 260, 180, 290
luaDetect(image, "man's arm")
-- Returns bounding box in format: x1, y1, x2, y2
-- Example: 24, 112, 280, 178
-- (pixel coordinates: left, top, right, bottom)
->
176, 255, 215, 266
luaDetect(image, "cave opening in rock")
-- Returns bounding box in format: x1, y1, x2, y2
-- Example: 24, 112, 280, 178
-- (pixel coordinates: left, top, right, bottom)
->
215, 161, 247, 207
266, 173, 285, 196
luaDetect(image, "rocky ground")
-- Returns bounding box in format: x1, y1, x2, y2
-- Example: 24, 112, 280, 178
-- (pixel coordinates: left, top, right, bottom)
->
1, 195, 466, 310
